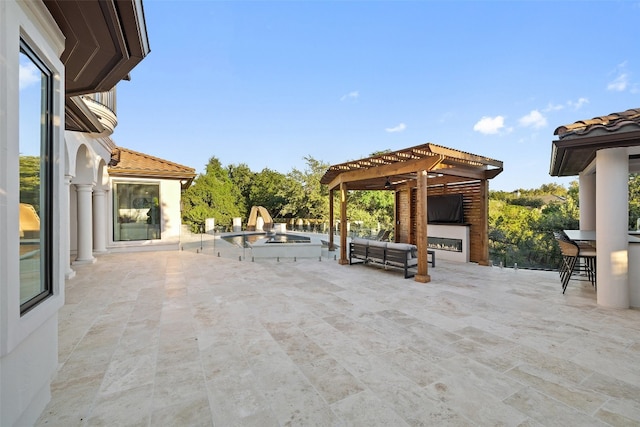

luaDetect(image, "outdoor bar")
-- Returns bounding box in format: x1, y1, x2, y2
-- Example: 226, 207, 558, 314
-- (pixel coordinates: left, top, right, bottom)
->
550, 108, 640, 308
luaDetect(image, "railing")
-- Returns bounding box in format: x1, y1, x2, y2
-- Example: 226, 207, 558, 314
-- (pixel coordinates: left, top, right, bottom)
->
84, 88, 117, 114
489, 229, 561, 270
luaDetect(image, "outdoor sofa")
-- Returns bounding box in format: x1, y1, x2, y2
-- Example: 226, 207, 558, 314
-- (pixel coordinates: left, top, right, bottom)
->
349, 238, 434, 278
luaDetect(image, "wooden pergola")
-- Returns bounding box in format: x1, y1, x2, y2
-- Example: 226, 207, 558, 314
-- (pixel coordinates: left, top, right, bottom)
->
320, 143, 503, 283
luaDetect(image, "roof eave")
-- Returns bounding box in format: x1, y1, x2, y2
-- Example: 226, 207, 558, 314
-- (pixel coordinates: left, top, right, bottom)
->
44, 0, 151, 97
550, 129, 640, 176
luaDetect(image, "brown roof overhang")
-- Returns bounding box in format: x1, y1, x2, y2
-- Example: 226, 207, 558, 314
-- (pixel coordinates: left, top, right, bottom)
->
44, 0, 150, 97
550, 108, 640, 176
550, 130, 640, 176
108, 147, 197, 190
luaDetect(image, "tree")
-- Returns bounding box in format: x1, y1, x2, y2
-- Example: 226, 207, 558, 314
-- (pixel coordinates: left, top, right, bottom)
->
347, 190, 394, 233
227, 163, 254, 218
284, 156, 330, 219
248, 169, 290, 218
20, 156, 40, 212
181, 157, 244, 231
488, 181, 579, 269
630, 174, 640, 230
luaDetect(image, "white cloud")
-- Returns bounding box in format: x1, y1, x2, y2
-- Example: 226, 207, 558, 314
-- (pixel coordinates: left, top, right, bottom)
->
567, 97, 589, 110
340, 91, 359, 102
385, 122, 406, 133
544, 98, 589, 113
607, 62, 631, 92
607, 73, 629, 92
518, 110, 547, 129
473, 116, 505, 135
19, 62, 39, 90
543, 103, 564, 112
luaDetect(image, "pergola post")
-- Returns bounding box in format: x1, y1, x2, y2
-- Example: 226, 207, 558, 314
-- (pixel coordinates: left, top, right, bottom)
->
339, 182, 349, 265
415, 170, 431, 283
478, 179, 490, 266
328, 189, 335, 251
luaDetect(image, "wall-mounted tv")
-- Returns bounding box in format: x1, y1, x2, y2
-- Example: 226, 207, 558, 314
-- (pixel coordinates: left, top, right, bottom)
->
427, 193, 464, 224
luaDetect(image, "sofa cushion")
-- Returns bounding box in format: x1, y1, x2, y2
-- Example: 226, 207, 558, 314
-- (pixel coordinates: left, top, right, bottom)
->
368, 240, 388, 249
386, 242, 414, 252
386, 243, 416, 261
351, 238, 369, 246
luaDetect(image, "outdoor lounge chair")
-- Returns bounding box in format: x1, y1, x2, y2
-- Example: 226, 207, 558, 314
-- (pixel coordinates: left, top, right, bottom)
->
367, 229, 386, 240
378, 230, 391, 242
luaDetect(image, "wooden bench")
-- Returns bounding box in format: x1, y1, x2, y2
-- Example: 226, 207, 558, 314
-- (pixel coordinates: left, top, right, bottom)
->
349, 238, 435, 278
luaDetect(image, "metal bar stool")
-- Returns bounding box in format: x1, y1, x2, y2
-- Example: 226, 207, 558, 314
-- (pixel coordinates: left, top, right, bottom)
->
554, 231, 596, 293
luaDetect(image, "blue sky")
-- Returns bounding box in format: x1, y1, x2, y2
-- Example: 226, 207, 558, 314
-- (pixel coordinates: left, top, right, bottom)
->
112, 0, 640, 192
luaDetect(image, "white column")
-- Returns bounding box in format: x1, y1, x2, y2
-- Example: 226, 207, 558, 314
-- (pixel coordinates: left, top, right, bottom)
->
64, 175, 76, 278
92, 188, 107, 253
579, 172, 596, 231
73, 184, 96, 264
596, 148, 629, 308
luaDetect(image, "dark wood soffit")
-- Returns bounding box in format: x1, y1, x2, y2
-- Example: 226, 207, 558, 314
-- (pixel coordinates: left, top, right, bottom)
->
550, 130, 640, 176
44, 0, 150, 97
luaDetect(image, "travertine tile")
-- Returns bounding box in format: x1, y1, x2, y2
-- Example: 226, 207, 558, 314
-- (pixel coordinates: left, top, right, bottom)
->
99, 353, 156, 395
595, 397, 640, 426
207, 370, 272, 425
504, 386, 609, 426
34, 248, 640, 426
297, 355, 365, 404
86, 384, 153, 426
331, 390, 409, 426
506, 364, 605, 413
379, 346, 449, 387
437, 354, 524, 401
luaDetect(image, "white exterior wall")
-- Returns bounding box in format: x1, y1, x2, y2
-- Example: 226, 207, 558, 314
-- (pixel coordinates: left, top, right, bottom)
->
0, 1, 66, 425
579, 171, 596, 231
161, 179, 183, 241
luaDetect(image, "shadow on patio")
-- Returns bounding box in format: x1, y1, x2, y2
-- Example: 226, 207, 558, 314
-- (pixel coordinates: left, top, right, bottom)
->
37, 250, 640, 426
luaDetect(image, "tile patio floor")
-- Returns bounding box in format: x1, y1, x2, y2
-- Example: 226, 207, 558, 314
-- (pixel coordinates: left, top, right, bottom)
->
35, 249, 640, 426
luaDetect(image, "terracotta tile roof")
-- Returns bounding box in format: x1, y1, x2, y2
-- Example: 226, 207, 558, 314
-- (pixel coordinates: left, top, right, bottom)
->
550, 107, 640, 177
554, 108, 640, 138
108, 147, 196, 182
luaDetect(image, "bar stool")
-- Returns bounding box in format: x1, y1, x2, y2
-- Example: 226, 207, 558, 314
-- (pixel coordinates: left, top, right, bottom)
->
554, 231, 596, 293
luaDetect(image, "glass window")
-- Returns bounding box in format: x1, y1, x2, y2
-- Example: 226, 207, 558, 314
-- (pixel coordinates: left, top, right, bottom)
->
19, 40, 53, 314
113, 183, 161, 241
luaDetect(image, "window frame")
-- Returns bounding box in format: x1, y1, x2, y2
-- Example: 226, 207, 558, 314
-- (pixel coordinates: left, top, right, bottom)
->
19, 38, 54, 315
112, 181, 162, 242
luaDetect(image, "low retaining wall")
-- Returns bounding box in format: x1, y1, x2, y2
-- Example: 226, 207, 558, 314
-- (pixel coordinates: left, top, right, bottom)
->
249, 240, 322, 259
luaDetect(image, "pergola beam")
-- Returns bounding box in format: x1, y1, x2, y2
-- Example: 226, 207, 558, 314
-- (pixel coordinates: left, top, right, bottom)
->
327, 156, 444, 190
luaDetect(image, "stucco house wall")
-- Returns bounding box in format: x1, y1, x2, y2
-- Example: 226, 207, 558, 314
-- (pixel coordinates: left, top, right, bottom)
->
0, 2, 66, 425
